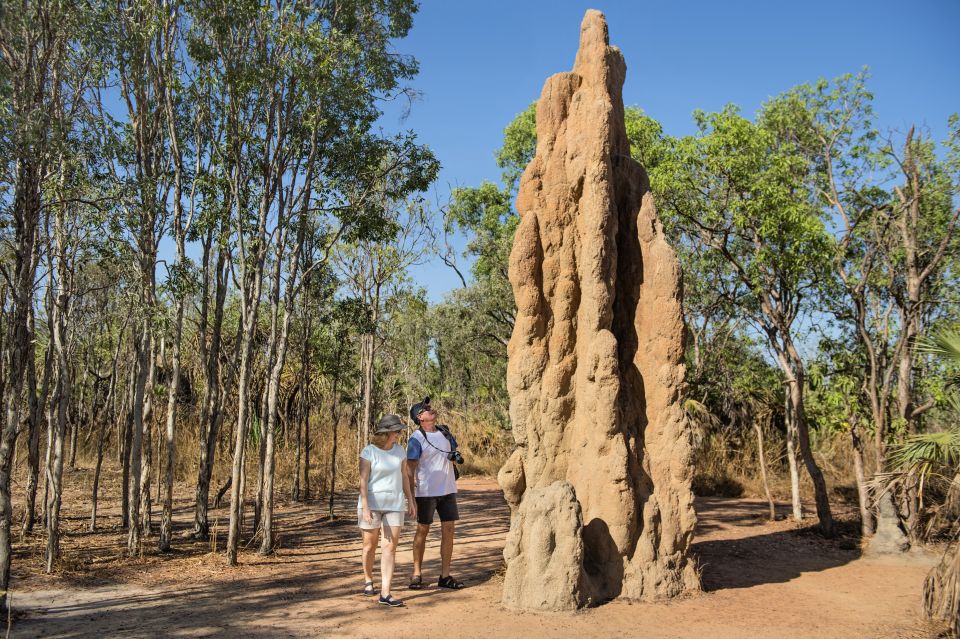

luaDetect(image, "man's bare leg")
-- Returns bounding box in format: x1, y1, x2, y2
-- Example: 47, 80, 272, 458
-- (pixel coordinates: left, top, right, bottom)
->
412, 522, 430, 578
440, 520, 455, 577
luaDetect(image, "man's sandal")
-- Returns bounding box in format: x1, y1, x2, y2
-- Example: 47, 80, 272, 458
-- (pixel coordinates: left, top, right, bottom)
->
362, 581, 376, 596
408, 574, 423, 590
438, 575, 464, 590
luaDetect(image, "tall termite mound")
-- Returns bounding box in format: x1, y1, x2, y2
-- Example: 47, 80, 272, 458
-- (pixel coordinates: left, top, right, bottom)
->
498, 9, 699, 611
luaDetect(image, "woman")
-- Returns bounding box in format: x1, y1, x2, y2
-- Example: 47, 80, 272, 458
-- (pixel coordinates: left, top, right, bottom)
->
358, 413, 416, 607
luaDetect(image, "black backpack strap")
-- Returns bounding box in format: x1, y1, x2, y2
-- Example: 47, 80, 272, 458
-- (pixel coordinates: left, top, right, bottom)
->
418, 426, 458, 455
437, 424, 458, 450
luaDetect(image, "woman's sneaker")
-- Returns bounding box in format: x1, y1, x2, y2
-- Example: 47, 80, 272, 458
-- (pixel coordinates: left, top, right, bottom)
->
378, 595, 404, 607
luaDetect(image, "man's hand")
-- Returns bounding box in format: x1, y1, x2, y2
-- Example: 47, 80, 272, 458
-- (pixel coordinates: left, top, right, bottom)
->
407, 500, 416, 518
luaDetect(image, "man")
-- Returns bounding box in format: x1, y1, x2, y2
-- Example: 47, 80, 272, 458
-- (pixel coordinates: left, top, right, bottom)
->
406, 397, 464, 590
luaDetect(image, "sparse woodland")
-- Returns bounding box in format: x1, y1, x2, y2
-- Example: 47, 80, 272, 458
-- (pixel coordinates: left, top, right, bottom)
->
1, 0, 959, 634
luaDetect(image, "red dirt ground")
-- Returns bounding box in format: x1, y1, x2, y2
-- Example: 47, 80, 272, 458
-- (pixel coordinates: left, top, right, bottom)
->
7, 472, 942, 638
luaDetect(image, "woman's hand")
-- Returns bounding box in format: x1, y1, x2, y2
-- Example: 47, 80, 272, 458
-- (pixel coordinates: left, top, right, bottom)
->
362, 507, 374, 524
406, 500, 416, 518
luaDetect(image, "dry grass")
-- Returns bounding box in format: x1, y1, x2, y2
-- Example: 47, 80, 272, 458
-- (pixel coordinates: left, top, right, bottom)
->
13, 407, 512, 518
692, 425, 876, 506
14, 408, 866, 528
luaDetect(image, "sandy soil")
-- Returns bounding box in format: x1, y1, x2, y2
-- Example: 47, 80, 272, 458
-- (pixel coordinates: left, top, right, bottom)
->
7, 473, 943, 638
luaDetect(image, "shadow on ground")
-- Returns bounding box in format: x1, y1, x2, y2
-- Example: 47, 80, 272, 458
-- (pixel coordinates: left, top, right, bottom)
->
692, 497, 861, 591
13, 483, 511, 638
14, 484, 873, 637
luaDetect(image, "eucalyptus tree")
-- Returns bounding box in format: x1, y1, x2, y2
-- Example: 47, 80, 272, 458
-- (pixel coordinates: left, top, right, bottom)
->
97, 0, 181, 554
379, 289, 432, 414
291, 263, 342, 503
157, 0, 200, 552
655, 104, 836, 535
43, 156, 106, 572
0, 0, 93, 608
186, 0, 436, 564
769, 73, 960, 537
314, 297, 367, 519
86, 268, 134, 532
773, 74, 959, 470
189, 151, 233, 541
337, 199, 434, 445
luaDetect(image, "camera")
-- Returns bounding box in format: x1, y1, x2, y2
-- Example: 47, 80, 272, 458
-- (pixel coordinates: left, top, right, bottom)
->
449, 450, 464, 465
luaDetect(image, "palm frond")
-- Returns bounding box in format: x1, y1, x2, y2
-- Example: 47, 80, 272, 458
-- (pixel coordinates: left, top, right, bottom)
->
683, 398, 720, 427
915, 331, 960, 363
889, 430, 960, 473
915, 331, 960, 389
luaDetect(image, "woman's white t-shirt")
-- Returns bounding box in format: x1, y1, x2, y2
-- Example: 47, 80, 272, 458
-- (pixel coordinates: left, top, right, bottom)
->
358, 443, 406, 512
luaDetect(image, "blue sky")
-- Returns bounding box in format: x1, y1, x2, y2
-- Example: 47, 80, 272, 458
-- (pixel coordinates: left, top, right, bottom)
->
391, 0, 960, 300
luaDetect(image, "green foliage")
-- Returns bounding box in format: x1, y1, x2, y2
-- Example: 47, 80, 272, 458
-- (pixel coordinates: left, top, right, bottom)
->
885, 330, 960, 497
656, 103, 832, 306
495, 103, 537, 193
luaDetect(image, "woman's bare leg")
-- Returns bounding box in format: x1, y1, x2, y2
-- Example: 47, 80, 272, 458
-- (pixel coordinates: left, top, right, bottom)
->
362, 528, 380, 583
380, 520, 401, 597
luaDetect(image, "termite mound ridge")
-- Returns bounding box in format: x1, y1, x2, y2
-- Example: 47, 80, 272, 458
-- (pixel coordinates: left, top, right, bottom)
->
499, 9, 699, 611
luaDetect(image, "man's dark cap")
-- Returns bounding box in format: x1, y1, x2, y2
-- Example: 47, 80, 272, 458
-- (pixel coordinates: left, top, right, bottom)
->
409, 396, 432, 426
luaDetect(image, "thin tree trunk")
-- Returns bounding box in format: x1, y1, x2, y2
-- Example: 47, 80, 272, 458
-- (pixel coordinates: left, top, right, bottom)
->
328, 371, 341, 520
23, 308, 50, 535
754, 421, 775, 521
260, 287, 299, 553
193, 238, 228, 540
45, 225, 71, 572
140, 341, 157, 538
303, 392, 311, 501
128, 325, 150, 554
850, 414, 875, 536
293, 399, 302, 501
789, 369, 834, 536
295, 313, 310, 502
120, 365, 134, 528
69, 366, 87, 468
90, 415, 110, 532
159, 298, 185, 551
228, 325, 259, 565
785, 391, 803, 522
360, 333, 375, 444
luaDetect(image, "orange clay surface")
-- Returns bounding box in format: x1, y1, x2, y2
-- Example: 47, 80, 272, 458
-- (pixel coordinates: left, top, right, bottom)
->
9, 473, 939, 638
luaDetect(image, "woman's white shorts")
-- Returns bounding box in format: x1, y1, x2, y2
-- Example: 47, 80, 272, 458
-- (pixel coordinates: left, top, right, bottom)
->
357, 509, 404, 531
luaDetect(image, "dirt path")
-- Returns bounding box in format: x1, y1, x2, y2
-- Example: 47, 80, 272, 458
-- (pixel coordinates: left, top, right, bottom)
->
11, 478, 939, 638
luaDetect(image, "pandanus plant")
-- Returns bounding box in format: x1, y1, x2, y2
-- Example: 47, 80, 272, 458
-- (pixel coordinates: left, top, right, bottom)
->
883, 331, 960, 634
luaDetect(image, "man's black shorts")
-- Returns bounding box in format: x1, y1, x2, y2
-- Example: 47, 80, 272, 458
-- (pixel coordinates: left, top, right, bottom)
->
415, 493, 459, 525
